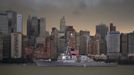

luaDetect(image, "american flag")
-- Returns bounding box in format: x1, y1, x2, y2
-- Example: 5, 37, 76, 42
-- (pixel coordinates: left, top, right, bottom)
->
70, 50, 79, 56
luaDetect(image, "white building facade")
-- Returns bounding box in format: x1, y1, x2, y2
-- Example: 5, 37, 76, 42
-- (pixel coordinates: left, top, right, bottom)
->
11, 33, 22, 58
106, 31, 120, 60
17, 14, 22, 33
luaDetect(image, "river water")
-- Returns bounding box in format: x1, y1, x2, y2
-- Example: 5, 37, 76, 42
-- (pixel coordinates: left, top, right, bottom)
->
0, 64, 133, 75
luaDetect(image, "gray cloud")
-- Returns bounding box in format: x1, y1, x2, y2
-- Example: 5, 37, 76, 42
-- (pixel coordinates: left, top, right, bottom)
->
0, 0, 134, 19
0, 0, 134, 35
1, 0, 130, 14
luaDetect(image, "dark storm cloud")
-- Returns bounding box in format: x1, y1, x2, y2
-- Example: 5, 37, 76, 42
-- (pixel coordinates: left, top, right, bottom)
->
72, 0, 88, 15
1, 0, 133, 14
0, 0, 134, 20
0, 0, 134, 34
0, 0, 100, 12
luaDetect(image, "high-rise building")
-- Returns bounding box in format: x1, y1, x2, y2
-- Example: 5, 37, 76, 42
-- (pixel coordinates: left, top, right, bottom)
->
31, 16, 40, 37
39, 18, 46, 37
60, 16, 66, 32
45, 36, 52, 59
96, 23, 108, 54
96, 23, 108, 39
11, 32, 22, 59
36, 17, 47, 45
22, 35, 29, 58
65, 26, 80, 56
0, 11, 22, 33
0, 32, 3, 61
0, 10, 22, 61
0, 13, 9, 60
57, 16, 67, 54
120, 33, 128, 60
79, 30, 90, 55
51, 27, 59, 59
16, 14, 22, 32
23, 46, 33, 62
106, 31, 120, 60
110, 23, 116, 32
0, 13, 9, 34
89, 36, 100, 55
7, 11, 21, 31
58, 32, 66, 54
6, 10, 17, 33
65, 26, 76, 50
27, 16, 40, 47
76, 32, 80, 51
3, 35, 11, 61
33, 43, 45, 59
128, 31, 134, 59
27, 15, 31, 39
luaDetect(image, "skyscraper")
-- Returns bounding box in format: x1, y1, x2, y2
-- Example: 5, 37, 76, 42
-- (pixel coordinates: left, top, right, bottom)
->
79, 30, 90, 55
106, 31, 120, 60
65, 26, 76, 50
89, 35, 100, 55
120, 33, 128, 60
76, 32, 80, 52
96, 23, 108, 54
60, 16, 66, 32
110, 23, 116, 32
16, 14, 22, 32
58, 32, 66, 54
36, 17, 47, 45
45, 36, 53, 59
65, 26, 79, 56
0, 32, 3, 61
51, 27, 58, 59
0, 12, 8, 35
31, 16, 40, 37
6, 10, 17, 33
39, 18, 46, 37
0, 11, 18, 61
57, 16, 67, 55
27, 15, 31, 39
0, 11, 18, 33
0, 13, 9, 60
96, 23, 108, 39
11, 32, 22, 59
128, 31, 134, 60
27, 16, 40, 47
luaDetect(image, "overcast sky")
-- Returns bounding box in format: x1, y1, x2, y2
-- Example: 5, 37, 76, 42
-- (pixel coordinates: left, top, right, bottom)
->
0, 0, 134, 35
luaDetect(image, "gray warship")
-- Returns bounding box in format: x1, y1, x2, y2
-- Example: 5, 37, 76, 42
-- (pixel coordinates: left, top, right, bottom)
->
34, 53, 117, 67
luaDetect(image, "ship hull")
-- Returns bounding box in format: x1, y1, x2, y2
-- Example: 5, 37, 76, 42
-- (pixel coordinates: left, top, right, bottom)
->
35, 60, 117, 67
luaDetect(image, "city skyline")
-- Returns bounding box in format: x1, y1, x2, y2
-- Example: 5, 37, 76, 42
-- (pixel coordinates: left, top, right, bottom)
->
0, 0, 134, 35
1, 1, 134, 74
